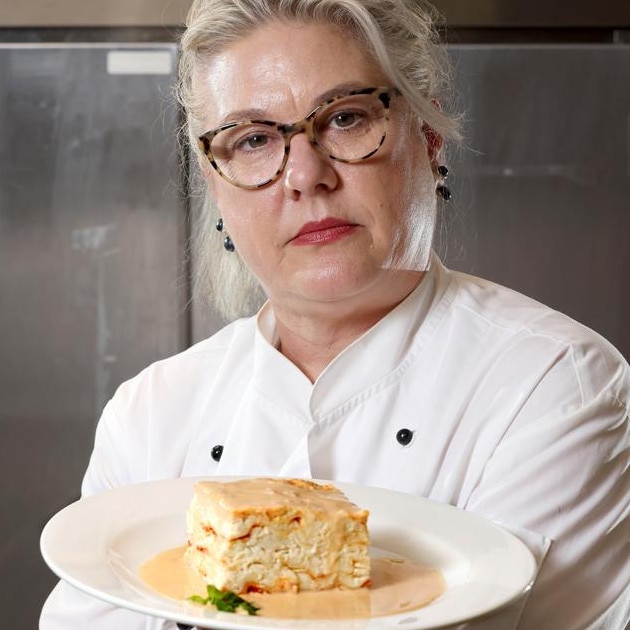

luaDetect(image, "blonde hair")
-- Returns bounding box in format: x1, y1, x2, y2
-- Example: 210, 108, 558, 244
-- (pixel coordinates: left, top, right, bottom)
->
177, 0, 462, 322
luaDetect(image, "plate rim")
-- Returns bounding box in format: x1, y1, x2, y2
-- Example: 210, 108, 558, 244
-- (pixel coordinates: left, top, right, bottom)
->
41, 475, 538, 630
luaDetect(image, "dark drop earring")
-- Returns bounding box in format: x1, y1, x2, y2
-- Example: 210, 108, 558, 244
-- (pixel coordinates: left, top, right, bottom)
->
216, 217, 235, 252
436, 165, 452, 201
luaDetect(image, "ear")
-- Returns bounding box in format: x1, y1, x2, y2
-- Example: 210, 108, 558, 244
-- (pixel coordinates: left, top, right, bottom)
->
196, 150, 212, 178
421, 122, 443, 164
196, 151, 218, 198
421, 98, 445, 169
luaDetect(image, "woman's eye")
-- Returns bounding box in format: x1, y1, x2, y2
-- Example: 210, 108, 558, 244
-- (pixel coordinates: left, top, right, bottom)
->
330, 111, 362, 129
236, 133, 269, 151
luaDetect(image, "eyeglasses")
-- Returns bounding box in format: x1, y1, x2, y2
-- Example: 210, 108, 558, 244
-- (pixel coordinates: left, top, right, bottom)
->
198, 86, 399, 190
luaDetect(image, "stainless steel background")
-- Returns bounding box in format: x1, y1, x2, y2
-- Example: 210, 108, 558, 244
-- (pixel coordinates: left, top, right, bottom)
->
436, 0, 630, 27
0, 43, 186, 627
0, 26, 629, 630
1, 0, 628, 27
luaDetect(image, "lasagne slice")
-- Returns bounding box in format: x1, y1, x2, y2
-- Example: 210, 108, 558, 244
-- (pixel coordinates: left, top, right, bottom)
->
185, 477, 370, 594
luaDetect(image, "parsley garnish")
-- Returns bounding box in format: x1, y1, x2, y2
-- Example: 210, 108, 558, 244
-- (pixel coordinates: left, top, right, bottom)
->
188, 585, 260, 615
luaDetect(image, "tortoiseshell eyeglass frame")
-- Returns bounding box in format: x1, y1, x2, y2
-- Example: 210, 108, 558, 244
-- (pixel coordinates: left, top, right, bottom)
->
197, 86, 401, 190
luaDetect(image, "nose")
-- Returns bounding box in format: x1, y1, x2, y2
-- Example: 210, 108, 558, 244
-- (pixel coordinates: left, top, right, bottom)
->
282, 132, 338, 200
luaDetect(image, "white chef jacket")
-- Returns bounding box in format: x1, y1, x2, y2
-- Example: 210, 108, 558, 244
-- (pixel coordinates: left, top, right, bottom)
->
41, 255, 630, 630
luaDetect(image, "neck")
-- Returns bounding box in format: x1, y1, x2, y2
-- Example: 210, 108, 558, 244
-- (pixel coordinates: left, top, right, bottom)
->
271, 271, 424, 382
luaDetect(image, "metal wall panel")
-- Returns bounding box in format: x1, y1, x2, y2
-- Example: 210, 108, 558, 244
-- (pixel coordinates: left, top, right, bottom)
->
439, 44, 630, 360
436, 0, 630, 28
0, 43, 186, 627
2, 0, 629, 28
0, 0, 191, 27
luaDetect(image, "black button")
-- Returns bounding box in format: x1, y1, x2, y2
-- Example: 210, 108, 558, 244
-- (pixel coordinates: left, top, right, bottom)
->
177, 625, 193, 630
396, 429, 414, 446
211, 445, 224, 462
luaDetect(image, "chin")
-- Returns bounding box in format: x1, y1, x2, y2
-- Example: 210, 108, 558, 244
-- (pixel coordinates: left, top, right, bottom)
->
289, 267, 383, 303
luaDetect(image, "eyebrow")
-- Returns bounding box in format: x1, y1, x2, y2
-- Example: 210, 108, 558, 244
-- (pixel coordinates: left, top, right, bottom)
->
215, 81, 369, 127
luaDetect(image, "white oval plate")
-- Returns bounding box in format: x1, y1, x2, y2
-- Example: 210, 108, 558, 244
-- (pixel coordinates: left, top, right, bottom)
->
41, 476, 536, 629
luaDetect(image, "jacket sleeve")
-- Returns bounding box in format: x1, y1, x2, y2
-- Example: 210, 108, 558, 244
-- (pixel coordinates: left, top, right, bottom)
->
465, 346, 630, 629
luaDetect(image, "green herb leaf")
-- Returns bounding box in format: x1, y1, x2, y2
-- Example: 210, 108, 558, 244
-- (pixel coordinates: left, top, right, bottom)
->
187, 595, 207, 605
187, 585, 260, 616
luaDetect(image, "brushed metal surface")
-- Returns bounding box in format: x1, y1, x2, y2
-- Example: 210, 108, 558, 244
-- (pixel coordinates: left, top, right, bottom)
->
1, 0, 629, 28
0, 43, 186, 627
436, 0, 630, 28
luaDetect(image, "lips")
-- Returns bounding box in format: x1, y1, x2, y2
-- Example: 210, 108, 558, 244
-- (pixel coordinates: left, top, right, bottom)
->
290, 218, 359, 246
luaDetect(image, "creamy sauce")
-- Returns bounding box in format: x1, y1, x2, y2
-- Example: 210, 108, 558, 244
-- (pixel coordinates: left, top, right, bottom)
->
140, 546, 445, 619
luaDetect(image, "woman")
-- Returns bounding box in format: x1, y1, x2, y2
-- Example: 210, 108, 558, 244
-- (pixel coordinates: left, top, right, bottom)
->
41, 0, 629, 629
